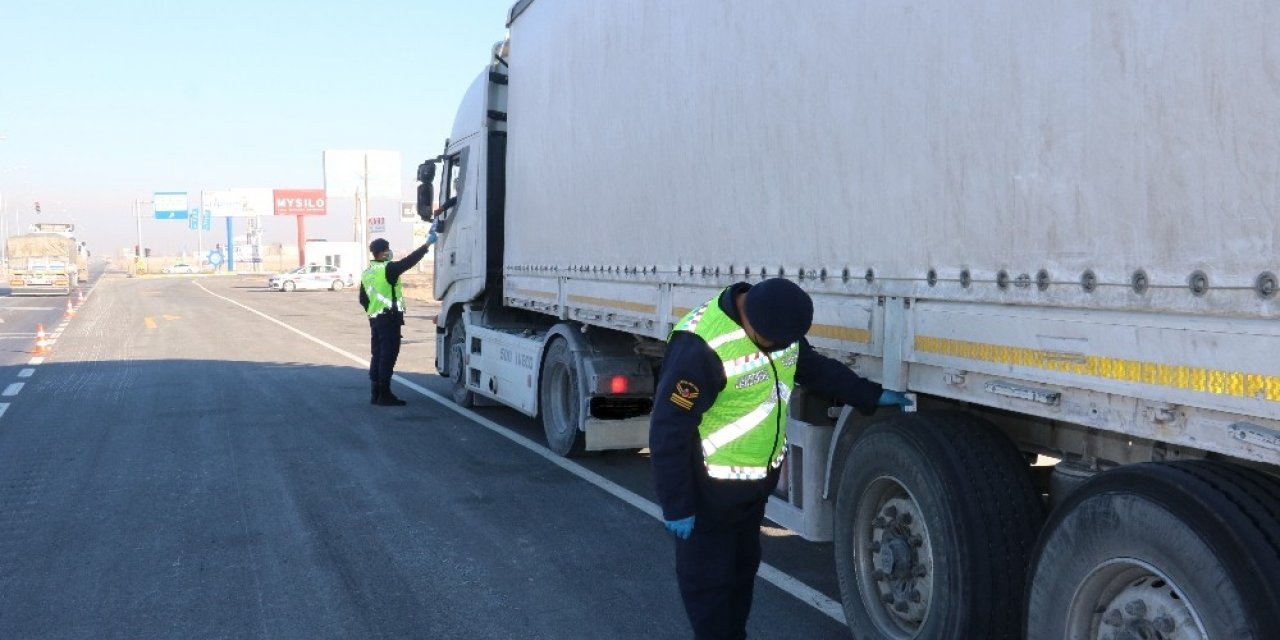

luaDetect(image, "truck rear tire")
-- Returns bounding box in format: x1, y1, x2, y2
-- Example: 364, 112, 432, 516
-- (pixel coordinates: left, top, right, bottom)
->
447, 317, 475, 407
539, 338, 586, 457
1025, 461, 1280, 639
834, 411, 1045, 640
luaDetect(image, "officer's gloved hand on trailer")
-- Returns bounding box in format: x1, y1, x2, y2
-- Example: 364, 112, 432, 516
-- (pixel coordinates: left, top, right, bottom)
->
878, 390, 914, 409
664, 516, 695, 540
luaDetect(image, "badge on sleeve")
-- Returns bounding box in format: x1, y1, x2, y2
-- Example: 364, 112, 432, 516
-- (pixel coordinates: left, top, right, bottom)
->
670, 380, 700, 410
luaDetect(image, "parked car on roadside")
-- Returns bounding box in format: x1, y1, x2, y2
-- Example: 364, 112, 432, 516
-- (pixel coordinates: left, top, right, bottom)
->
268, 264, 352, 292
162, 263, 197, 274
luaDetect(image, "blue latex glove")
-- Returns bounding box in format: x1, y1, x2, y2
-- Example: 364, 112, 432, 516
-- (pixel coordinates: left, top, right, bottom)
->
878, 390, 914, 409
427, 219, 440, 245
664, 516, 695, 540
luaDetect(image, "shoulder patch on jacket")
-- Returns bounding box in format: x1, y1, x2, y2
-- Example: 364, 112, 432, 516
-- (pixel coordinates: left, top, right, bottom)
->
669, 380, 700, 411
675, 380, 700, 399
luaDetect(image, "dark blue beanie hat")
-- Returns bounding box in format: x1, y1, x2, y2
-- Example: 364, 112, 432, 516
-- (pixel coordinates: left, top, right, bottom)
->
744, 278, 813, 346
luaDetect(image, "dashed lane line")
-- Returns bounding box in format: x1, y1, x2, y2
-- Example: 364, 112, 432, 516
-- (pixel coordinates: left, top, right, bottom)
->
18, 369, 34, 378
0, 403, 7, 419
194, 281, 849, 626
28, 357, 45, 366
2, 383, 23, 397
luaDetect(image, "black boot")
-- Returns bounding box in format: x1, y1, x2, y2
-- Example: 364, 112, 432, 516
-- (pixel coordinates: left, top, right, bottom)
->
375, 383, 407, 406
370, 381, 379, 405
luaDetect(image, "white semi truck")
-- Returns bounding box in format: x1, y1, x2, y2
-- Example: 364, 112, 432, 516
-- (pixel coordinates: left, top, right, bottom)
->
425, 2, 1280, 638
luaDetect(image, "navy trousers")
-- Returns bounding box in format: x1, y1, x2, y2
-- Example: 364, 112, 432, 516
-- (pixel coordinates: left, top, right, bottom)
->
368, 316, 402, 386
675, 471, 779, 640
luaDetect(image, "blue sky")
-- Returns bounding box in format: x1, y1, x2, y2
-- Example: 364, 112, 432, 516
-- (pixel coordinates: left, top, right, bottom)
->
0, 0, 513, 256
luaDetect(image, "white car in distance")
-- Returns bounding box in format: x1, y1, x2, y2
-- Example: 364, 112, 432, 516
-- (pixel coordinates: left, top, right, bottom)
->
268, 264, 352, 292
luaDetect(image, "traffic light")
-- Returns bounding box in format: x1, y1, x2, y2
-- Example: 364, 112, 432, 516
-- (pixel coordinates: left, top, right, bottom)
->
134, 245, 140, 257
144, 248, 151, 258
34, 201, 41, 214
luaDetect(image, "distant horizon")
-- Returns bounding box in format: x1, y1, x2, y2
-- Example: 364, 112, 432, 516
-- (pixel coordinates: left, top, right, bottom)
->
0, 0, 513, 257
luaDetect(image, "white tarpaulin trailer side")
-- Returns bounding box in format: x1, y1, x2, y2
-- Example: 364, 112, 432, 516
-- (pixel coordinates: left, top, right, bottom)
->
503, 0, 1280, 319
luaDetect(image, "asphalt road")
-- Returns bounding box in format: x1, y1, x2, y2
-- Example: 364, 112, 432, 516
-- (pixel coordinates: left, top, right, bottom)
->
0, 270, 850, 639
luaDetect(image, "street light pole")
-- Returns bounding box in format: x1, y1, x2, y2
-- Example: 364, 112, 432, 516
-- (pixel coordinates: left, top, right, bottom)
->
134, 199, 142, 257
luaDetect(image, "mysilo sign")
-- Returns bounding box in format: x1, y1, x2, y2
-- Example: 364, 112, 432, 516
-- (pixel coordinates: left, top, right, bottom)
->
272, 189, 327, 216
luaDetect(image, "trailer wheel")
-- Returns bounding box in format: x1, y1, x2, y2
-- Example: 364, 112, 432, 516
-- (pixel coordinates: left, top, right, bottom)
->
834, 412, 1045, 639
1026, 461, 1280, 639
447, 317, 474, 407
539, 338, 586, 457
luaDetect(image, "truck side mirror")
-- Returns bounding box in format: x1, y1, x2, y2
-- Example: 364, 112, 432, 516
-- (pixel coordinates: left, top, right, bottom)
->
416, 182, 435, 222
416, 160, 438, 221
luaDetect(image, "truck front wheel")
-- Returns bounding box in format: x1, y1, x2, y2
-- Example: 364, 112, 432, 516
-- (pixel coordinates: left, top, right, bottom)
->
834, 412, 1045, 639
447, 317, 474, 407
539, 338, 586, 457
1025, 461, 1280, 639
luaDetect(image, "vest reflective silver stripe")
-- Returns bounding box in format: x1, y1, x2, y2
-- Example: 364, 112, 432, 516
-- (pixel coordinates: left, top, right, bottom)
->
722, 346, 793, 377
705, 451, 788, 480
701, 401, 778, 457
705, 329, 747, 350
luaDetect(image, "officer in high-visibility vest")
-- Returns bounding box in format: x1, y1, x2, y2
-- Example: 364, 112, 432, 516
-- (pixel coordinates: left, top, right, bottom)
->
650, 278, 912, 640
359, 225, 437, 406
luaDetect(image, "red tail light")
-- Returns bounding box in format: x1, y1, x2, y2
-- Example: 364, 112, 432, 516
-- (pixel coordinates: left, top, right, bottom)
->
610, 375, 629, 394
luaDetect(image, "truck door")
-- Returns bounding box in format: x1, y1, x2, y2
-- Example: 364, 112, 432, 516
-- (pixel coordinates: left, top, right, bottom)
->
434, 147, 475, 289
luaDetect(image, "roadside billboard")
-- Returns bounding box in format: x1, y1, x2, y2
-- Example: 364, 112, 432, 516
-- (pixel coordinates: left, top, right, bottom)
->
273, 189, 327, 216
202, 188, 273, 217
154, 192, 189, 219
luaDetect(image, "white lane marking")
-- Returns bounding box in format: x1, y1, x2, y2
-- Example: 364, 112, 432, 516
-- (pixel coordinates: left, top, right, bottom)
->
18, 369, 34, 378
28, 357, 45, 366
0, 403, 7, 419
196, 281, 848, 626
2, 383, 23, 397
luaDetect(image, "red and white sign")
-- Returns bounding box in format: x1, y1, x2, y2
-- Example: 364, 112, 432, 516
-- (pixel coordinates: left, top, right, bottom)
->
272, 189, 327, 216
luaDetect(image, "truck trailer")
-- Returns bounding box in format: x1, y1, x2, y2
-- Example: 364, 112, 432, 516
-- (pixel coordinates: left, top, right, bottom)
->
6, 232, 78, 295
425, 2, 1280, 638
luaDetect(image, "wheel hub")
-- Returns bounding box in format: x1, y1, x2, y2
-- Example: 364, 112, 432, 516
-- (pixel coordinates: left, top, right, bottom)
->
1093, 572, 1205, 640
867, 496, 932, 626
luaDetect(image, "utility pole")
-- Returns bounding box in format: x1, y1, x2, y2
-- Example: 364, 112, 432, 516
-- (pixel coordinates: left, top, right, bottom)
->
360, 152, 370, 253
134, 198, 143, 274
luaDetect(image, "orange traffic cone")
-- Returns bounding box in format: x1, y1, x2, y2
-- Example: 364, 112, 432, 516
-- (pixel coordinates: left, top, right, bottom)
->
65, 300, 76, 318
34, 324, 50, 354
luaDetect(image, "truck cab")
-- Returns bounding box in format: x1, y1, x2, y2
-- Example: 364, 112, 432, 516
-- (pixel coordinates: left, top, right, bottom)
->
432, 41, 509, 378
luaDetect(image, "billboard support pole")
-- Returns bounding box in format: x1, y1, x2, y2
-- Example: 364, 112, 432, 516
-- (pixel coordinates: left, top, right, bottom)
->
297, 215, 306, 267
226, 217, 235, 272
197, 193, 203, 271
